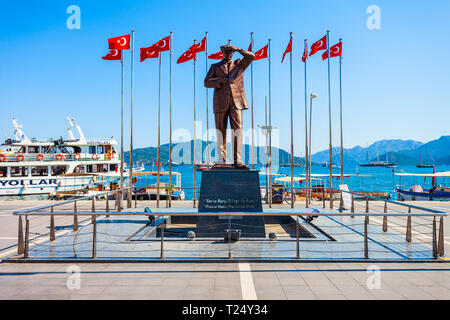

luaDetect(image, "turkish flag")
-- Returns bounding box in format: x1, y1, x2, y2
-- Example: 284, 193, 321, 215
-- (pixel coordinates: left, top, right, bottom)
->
177, 45, 197, 64
309, 35, 327, 56
153, 36, 170, 52
108, 34, 131, 50
281, 37, 292, 63
208, 51, 224, 60
194, 37, 207, 53
140, 46, 159, 62
102, 49, 122, 61
302, 41, 308, 63
254, 44, 268, 61
322, 42, 342, 60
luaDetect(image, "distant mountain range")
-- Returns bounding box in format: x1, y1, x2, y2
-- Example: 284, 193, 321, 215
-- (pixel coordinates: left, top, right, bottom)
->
125, 135, 450, 166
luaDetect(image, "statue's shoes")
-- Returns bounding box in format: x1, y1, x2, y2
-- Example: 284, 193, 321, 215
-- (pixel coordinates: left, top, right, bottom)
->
233, 162, 248, 169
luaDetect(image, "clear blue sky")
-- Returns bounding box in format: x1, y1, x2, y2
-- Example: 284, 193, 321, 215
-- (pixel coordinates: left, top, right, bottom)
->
1, 0, 449, 155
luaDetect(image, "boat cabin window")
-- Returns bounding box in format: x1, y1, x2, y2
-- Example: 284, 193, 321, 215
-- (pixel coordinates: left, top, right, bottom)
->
28, 146, 39, 154
31, 166, 48, 177
10, 167, 28, 177
74, 165, 85, 173
51, 166, 67, 175
41, 146, 50, 154
86, 165, 93, 173
97, 164, 108, 172
109, 164, 118, 172
89, 146, 96, 154
97, 146, 104, 154
0, 167, 7, 177
19, 147, 26, 153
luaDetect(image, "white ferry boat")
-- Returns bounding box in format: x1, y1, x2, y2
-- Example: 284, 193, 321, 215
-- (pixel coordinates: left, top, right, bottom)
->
0, 117, 126, 197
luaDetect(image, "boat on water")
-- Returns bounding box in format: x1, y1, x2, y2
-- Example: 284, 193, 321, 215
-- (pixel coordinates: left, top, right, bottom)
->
0, 117, 126, 198
416, 152, 435, 168
394, 171, 450, 201
132, 171, 185, 200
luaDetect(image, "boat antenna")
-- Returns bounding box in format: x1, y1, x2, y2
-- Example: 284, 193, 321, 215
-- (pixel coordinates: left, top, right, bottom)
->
66, 116, 76, 140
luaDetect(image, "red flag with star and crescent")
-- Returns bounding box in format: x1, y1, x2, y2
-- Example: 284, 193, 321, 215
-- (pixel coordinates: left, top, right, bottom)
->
302, 41, 308, 63
322, 42, 343, 60
140, 46, 159, 62
102, 49, 122, 61
309, 35, 327, 56
281, 37, 292, 63
208, 51, 224, 60
254, 44, 268, 61
194, 37, 207, 53
153, 36, 171, 52
177, 45, 197, 64
108, 34, 131, 50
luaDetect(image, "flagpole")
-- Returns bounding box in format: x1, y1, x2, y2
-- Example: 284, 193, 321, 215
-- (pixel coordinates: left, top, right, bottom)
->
268, 39, 272, 209
193, 40, 197, 208
120, 51, 124, 210
168, 32, 173, 208
250, 32, 255, 170
326, 30, 333, 209
129, 29, 135, 208
339, 38, 344, 185
205, 32, 210, 168
156, 50, 162, 208
304, 39, 309, 209
289, 32, 294, 209
265, 96, 268, 201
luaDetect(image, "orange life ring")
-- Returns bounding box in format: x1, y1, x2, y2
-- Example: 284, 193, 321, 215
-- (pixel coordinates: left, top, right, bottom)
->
56, 154, 64, 161
74, 154, 81, 161
0, 154, 6, 162
17, 154, 25, 162
36, 154, 44, 161
92, 154, 98, 160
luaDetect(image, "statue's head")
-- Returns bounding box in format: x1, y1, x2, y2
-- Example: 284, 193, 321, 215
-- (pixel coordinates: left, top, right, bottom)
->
220, 45, 234, 61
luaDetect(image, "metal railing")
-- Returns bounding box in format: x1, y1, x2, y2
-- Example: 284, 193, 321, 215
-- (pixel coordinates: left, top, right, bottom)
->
9, 188, 447, 261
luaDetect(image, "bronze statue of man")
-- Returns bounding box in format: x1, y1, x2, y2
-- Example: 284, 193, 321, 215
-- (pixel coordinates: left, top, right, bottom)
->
204, 44, 255, 168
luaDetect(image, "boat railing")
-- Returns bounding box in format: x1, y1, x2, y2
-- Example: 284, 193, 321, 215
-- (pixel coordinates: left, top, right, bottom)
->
0, 153, 117, 163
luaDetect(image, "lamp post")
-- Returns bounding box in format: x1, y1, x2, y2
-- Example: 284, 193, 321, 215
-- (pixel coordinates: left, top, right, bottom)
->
308, 93, 318, 205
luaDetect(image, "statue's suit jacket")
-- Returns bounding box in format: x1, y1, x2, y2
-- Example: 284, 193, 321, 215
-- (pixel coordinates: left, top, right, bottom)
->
204, 53, 255, 113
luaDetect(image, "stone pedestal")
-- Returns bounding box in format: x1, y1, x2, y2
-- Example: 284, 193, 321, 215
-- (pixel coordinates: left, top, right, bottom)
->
196, 169, 266, 238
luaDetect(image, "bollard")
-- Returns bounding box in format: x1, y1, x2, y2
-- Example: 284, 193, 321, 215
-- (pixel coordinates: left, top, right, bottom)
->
406, 216, 412, 243
339, 192, 344, 213
92, 198, 96, 212
127, 190, 132, 209
17, 216, 24, 255
364, 216, 369, 259
106, 195, 110, 214
160, 223, 165, 260
296, 216, 300, 260
432, 217, 438, 259
365, 198, 369, 214
23, 217, 30, 259
50, 214, 55, 241
91, 215, 97, 259
438, 217, 445, 257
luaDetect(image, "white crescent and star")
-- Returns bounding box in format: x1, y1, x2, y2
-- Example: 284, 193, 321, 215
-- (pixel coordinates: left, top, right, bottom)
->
159, 40, 166, 48
110, 49, 119, 56
117, 37, 127, 47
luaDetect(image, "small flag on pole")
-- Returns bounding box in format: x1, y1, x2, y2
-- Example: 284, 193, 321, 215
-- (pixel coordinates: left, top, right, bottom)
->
108, 34, 131, 50
208, 51, 224, 60
322, 41, 343, 60
309, 35, 327, 56
254, 44, 269, 61
152, 36, 171, 52
177, 45, 197, 64
281, 36, 292, 63
302, 40, 308, 62
140, 46, 159, 62
194, 37, 206, 53
102, 49, 122, 60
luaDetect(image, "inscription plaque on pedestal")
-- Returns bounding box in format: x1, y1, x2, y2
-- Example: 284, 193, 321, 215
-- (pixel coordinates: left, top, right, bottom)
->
196, 169, 266, 238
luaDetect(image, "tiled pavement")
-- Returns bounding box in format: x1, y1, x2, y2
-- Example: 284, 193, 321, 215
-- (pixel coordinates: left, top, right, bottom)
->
0, 262, 448, 300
